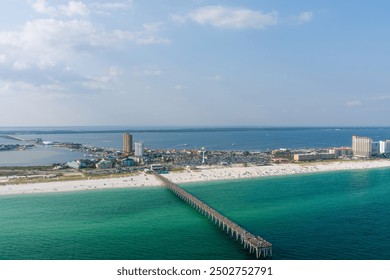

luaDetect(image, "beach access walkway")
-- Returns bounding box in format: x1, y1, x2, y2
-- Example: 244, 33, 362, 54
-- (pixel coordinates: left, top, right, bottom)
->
153, 173, 272, 259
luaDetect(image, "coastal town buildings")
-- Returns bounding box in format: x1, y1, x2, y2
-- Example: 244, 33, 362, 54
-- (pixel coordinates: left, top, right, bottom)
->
351, 136, 390, 158
352, 135, 372, 158
18, 132, 390, 172
0, 144, 34, 151
123, 133, 133, 155
293, 147, 354, 162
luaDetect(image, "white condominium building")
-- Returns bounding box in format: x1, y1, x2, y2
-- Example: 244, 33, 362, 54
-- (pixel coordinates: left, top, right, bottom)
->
134, 141, 144, 157
379, 140, 390, 154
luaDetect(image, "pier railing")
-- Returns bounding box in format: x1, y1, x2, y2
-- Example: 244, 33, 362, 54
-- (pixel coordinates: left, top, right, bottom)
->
153, 173, 272, 259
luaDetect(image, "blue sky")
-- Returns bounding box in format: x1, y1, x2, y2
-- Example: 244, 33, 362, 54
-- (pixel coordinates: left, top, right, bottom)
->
0, 0, 389, 127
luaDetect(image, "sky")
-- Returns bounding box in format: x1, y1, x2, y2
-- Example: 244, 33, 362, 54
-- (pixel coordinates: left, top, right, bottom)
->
0, 0, 389, 127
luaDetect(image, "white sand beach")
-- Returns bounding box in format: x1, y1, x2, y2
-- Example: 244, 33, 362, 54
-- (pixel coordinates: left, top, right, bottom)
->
0, 173, 162, 196
164, 160, 390, 184
1, 159, 390, 196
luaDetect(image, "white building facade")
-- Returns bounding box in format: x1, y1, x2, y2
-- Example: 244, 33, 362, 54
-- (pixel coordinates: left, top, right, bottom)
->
379, 140, 390, 154
134, 141, 144, 157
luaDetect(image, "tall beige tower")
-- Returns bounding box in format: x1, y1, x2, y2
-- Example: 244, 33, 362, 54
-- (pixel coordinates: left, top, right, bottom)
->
352, 135, 372, 158
123, 133, 133, 155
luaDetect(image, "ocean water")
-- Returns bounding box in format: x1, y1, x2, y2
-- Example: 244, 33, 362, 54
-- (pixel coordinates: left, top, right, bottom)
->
1, 168, 389, 260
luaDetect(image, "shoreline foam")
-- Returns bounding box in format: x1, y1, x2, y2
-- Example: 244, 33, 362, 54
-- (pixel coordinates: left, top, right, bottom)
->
1, 159, 390, 196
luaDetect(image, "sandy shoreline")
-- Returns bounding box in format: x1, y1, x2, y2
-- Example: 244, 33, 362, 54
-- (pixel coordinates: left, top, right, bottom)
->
1, 159, 390, 196
0, 173, 163, 196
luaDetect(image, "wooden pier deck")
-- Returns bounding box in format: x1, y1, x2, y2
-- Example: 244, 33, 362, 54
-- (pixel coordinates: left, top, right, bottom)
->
154, 173, 272, 259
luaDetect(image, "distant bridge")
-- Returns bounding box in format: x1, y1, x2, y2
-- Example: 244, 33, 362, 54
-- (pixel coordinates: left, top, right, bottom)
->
0, 135, 26, 142
154, 173, 272, 259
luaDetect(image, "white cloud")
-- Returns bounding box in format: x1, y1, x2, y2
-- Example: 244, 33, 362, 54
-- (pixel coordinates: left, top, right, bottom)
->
108, 66, 123, 78
133, 67, 162, 76
174, 85, 186, 91
373, 95, 390, 100
12, 61, 30, 71
59, 1, 89, 17
295, 11, 313, 24
0, 19, 96, 69
347, 100, 362, 107
92, 1, 132, 10
32, 0, 57, 16
82, 66, 123, 90
0, 18, 169, 70
174, 6, 278, 29
32, 0, 89, 17
208, 74, 222, 81
113, 22, 170, 45
32, 0, 133, 17
0, 80, 66, 99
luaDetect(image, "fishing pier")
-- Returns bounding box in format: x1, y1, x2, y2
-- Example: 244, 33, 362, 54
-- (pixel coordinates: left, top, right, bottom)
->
154, 173, 272, 259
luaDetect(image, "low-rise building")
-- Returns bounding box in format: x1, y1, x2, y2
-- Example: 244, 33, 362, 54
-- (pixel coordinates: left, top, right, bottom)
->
96, 159, 113, 169
294, 153, 336, 162
66, 159, 96, 169
66, 160, 87, 169
150, 164, 164, 172
328, 148, 353, 158
120, 158, 136, 167
271, 149, 292, 159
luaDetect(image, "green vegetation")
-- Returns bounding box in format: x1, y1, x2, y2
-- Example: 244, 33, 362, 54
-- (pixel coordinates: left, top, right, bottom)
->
169, 166, 186, 172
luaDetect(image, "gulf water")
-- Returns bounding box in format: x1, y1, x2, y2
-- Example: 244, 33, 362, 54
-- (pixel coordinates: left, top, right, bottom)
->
1, 168, 389, 260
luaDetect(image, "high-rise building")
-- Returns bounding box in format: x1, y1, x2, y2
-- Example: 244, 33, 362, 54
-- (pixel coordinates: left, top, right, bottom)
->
379, 140, 390, 154
386, 140, 390, 154
372, 142, 380, 156
352, 135, 372, 158
134, 141, 144, 157
123, 133, 133, 155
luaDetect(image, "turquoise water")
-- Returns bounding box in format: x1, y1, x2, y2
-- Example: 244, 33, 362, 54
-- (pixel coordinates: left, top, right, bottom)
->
1, 168, 390, 260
